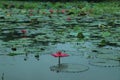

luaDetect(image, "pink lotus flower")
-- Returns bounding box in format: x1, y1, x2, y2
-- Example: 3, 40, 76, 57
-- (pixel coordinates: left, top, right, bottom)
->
67, 17, 71, 21
21, 30, 26, 34
51, 51, 69, 57
21, 30, 27, 38
49, 9, 54, 14
51, 51, 69, 67
61, 9, 65, 14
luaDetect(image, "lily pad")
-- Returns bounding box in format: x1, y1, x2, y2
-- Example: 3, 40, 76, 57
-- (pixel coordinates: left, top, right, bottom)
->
96, 54, 120, 61
8, 50, 25, 56
50, 63, 89, 73
101, 31, 111, 37
89, 58, 120, 67
77, 32, 84, 39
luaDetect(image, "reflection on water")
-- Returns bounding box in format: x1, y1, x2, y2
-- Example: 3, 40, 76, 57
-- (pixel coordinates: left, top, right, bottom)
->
50, 63, 89, 73
0, 54, 120, 80
1, 73, 4, 80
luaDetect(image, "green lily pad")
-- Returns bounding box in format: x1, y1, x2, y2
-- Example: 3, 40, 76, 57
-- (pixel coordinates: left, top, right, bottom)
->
50, 63, 89, 73
77, 32, 85, 39
8, 50, 25, 56
89, 58, 120, 67
96, 54, 120, 61
101, 31, 111, 37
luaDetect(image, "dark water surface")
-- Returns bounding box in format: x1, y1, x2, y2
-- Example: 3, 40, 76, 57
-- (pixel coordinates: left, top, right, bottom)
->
0, 54, 120, 80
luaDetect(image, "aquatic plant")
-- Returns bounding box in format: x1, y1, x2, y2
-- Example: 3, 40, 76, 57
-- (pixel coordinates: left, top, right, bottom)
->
77, 32, 84, 39
7, 53, 18, 56
98, 39, 108, 47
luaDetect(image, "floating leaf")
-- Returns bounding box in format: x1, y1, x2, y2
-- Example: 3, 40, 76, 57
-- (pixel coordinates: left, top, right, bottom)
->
101, 31, 111, 37
77, 32, 84, 39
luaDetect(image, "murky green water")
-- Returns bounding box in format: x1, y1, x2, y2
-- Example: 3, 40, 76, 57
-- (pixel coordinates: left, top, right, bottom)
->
0, 54, 120, 80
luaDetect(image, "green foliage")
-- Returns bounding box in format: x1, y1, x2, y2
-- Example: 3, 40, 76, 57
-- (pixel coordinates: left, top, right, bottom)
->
101, 31, 111, 38
98, 39, 108, 47
73, 25, 82, 32
7, 53, 18, 56
77, 32, 84, 39
0, 0, 120, 15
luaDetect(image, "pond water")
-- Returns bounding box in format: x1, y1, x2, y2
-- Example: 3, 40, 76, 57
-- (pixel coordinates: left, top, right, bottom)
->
0, 54, 120, 80
0, 2, 120, 80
